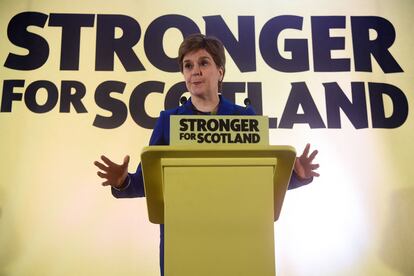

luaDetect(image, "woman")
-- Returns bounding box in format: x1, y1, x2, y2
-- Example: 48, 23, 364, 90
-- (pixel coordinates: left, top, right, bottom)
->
94, 33, 319, 275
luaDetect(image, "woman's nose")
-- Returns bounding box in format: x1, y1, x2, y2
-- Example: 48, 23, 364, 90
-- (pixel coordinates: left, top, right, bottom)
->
192, 64, 202, 75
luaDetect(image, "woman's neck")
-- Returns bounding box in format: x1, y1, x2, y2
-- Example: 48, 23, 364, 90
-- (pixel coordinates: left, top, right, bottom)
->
191, 94, 220, 113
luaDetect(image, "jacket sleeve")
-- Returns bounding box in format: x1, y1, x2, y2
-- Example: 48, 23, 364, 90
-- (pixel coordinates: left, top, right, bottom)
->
288, 172, 313, 190
111, 111, 167, 198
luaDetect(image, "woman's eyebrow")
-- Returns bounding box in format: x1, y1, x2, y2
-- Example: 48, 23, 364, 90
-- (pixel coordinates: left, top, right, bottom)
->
183, 56, 211, 63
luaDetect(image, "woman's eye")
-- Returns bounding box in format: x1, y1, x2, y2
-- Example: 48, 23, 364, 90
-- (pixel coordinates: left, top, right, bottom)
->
201, 60, 209, 66
184, 63, 192, 69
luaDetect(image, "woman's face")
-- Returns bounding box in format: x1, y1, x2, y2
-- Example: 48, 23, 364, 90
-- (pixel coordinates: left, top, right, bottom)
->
182, 49, 223, 99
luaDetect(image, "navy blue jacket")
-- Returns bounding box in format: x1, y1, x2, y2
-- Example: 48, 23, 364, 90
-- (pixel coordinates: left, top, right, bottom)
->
112, 96, 311, 275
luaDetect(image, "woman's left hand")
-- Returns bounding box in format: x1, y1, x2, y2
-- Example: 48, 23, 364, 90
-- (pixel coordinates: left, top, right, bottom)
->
294, 143, 320, 180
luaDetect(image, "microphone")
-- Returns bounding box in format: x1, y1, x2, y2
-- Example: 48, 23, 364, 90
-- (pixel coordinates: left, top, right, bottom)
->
180, 96, 188, 105
244, 98, 251, 107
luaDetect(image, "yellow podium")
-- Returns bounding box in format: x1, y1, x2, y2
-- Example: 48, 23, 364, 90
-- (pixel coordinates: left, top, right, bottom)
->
141, 145, 296, 276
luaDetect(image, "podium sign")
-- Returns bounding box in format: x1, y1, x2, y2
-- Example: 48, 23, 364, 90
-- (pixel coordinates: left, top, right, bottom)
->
170, 115, 269, 145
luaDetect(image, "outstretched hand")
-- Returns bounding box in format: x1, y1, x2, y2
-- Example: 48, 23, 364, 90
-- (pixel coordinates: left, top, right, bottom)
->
94, 155, 130, 189
294, 143, 320, 180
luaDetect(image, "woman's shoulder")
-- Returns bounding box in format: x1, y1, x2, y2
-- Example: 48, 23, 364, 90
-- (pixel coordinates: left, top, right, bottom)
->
220, 96, 256, 115
161, 105, 186, 117
233, 103, 255, 115
157, 103, 190, 123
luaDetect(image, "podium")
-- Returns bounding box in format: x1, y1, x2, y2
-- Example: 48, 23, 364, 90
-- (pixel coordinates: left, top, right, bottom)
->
141, 145, 296, 276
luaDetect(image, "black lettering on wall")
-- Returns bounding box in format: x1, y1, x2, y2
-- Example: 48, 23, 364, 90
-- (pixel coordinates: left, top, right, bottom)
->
60, 81, 88, 113
49, 13, 95, 70
324, 82, 368, 128
4, 12, 49, 70
24, 80, 58, 113
259, 15, 309, 72
369, 82, 408, 128
221, 82, 245, 105
95, 15, 144, 71
144, 14, 200, 72
312, 16, 350, 72
204, 15, 256, 72
279, 82, 325, 128
247, 82, 263, 115
351, 16, 403, 73
129, 81, 165, 129
1, 80, 24, 112
93, 81, 128, 128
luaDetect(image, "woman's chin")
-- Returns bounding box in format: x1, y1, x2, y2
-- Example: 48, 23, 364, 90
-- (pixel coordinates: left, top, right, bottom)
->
189, 89, 207, 98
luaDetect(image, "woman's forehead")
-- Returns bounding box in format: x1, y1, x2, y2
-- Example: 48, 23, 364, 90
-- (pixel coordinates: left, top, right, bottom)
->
183, 49, 213, 62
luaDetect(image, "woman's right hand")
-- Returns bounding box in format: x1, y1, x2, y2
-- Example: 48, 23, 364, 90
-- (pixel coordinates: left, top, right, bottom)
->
94, 155, 130, 189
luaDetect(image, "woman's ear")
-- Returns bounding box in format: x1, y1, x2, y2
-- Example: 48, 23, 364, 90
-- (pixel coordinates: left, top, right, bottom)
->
219, 67, 224, 81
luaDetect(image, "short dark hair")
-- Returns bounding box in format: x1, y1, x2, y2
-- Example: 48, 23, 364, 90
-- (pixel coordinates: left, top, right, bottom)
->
178, 33, 226, 87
